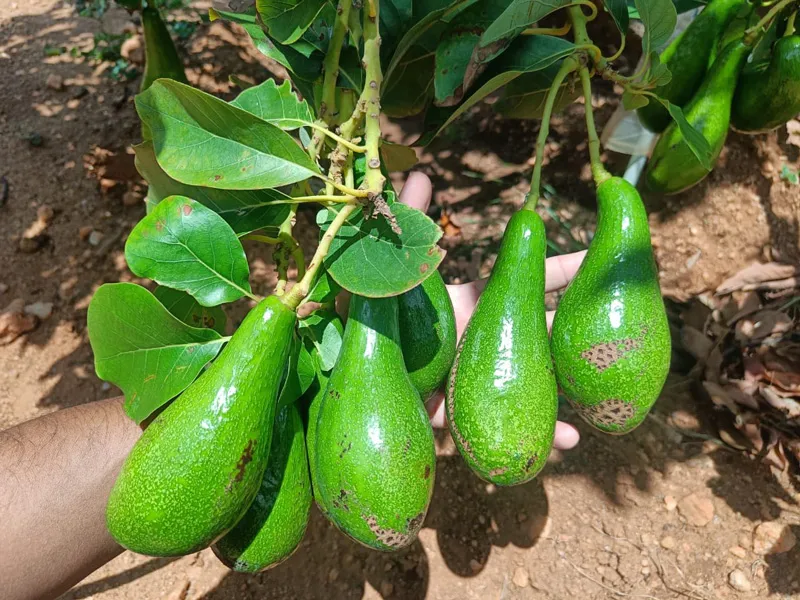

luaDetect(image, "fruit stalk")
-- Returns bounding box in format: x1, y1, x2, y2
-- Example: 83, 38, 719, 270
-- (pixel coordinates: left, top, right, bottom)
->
746, 0, 798, 45
362, 0, 386, 195
578, 65, 611, 185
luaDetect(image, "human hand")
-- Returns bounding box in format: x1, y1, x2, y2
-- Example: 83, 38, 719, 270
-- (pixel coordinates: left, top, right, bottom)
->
398, 172, 583, 451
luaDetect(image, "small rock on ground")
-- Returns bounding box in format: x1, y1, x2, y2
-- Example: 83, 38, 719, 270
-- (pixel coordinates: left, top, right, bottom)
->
660, 536, 676, 550
729, 546, 747, 558
728, 569, 752, 592
678, 492, 715, 527
753, 521, 797, 555
24, 301, 53, 320
513, 567, 529, 588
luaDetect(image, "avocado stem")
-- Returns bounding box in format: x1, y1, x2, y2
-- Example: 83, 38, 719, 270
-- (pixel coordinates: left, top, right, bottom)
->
308, 0, 352, 161
578, 65, 611, 186
521, 22, 572, 36
524, 56, 578, 211
361, 0, 386, 196
785, 10, 797, 35
746, 0, 798, 45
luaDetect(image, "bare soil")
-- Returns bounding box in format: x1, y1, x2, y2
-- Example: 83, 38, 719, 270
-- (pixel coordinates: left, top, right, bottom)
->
1, 2, 799, 599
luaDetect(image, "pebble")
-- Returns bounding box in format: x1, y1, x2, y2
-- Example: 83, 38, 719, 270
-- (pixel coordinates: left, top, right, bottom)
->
469, 559, 483, 574
753, 521, 797, 555
120, 35, 144, 64
379, 580, 394, 597
664, 495, 677, 511
513, 567, 529, 588
88, 230, 104, 246
328, 567, 338, 582
24, 301, 53, 320
46, 73, 63, 91
0, 283, 7, 295
122, 189, 141, 206
660, 536, 676, 550
728, 569, 752, 592
19, 234, 49, 253
79, 226, 94, 241
677, 492, 715, 527
729, 546, 746, 558
1, 299, 39, 344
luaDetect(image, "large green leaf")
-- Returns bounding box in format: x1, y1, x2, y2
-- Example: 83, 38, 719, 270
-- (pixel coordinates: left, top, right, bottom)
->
136, 80, 319, 191
478, 0, 580, 63
635, 0, 676, 57
298, 308, 343, 371
605, 0, 629, 34
278, 333, 317, 407
209, 8, 321, 95
305, 268, 342, 304
317, 204, 445, 297
419, 35, 576, 143
125, 196, 252, 306
230, 78, 313, 128
134, 141, 291, 235
88, 283, 226, 424
381, 141, 418, 172
380, 0, 414, 59
383, 45, 436, 117
494, 62, 580, 118
659, 99, 713, 170
255, 0, 327, 44
154, 286, 227, 334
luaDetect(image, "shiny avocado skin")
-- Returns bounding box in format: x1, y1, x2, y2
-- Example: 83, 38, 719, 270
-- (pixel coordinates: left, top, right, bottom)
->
106, 295, 296, 556
312, 295, 435, 551
446, 210, 558, 486
732, 36, 800, 133
637, 0, 747, 133
398, 271, 457, 400
645, 39, 750, 195
551, 178, 670, 435
140, 5, 187, 92
212, 404, 311, 572
304, 363, 331, 514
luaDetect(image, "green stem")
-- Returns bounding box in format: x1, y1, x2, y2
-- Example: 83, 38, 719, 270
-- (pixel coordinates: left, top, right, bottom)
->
283, 204, 357, 309
578, 65, 611, 185
243, 234, 280, 244
362, 0, 385, 194
307, 122, 367, 152
786, 10, 797, 35
522, 23, 571, 36
746, 0, 798, 44
525, 56, 578, 211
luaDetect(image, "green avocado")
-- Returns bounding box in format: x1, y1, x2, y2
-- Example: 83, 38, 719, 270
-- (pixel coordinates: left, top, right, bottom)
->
732, 35, 800, 133
304, 358, 331, 514
551, 178, 671, 435
446, 209, 558, 486
311, 295, 435, 551
398, 271, 457, 400
645, 39, 750, 194
212, 404, 311, 572
637, 0, 748, 133
141, 5, 187, 92
106, 295, 296, 556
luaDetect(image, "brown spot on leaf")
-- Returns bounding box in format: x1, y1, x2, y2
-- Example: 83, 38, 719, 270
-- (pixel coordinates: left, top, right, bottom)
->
214, 174, 223, 181
420, 263, 429, 274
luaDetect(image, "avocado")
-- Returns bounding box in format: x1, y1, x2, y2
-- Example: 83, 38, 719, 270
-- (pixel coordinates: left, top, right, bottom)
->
212, 404, 311, 572
398, 271, 457, 400
732, 35, 800, 133
106, 295, 296, 556
637, 0, 748, 133
551, 178, 671, 434
311, 295, 435, 551
141, 5, 187, 92
446, 209, 558, 486
304, 363, 330, 514
645, 39, 751, 194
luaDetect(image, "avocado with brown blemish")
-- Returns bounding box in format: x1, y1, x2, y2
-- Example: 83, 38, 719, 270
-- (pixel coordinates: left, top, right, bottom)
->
106, 295, 296, 556
398, 271, 457, 400
446, 209, 558, 486
311, 295, 435, 551
550, 177, 670, 434
212, 404, 311, 572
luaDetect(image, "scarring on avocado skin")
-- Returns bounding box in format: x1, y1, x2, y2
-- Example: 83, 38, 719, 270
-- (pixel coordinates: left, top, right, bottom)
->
106, 295, 296, 556
551, 178, 671, 435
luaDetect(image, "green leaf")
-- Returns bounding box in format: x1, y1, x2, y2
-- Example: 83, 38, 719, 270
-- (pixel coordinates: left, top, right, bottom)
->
605, 0, 629, 35
648, 52, 672, 87
134, 141, 291, 235
317, 204, 445, 297
230, 78, 313, 129
209, 8, 322, 90
255, 0, 327, 44
384, 0, 479, 88
635, 0, 677, 58
125, 196, 252, 306
495, 64, 580, 118
153, 286, 227, 334
419, 36, 576, 144
622, 90, 648, 110
658, 99, 713, 171
298, 308, 344, 371
381, 141, 418, 172
88, 283, 226, 424
479, 0, 580, 60
383, 45, 436, 117
136, 80, 320, 191
306, 268, 342, 304
278, 333, 317, 407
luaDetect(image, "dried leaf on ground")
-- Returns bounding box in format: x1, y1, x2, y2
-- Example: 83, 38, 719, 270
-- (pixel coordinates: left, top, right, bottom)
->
717, 262, 799, 294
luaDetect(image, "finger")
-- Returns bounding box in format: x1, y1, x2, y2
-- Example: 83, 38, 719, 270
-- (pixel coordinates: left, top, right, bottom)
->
445, 281, 485, 339
426, 392, 446, 429
553, 421, 580, 450
398, 171, 433, 212
545, 250, 586, 292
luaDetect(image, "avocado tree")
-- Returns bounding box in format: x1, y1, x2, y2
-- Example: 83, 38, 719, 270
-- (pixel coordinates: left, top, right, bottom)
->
87, 0, 799, 567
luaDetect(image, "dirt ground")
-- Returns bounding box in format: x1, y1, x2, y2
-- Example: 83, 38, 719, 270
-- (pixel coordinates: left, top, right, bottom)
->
1, 1, 800, 599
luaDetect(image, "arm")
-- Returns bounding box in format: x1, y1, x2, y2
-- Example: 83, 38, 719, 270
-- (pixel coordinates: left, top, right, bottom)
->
0, 397, 141, 600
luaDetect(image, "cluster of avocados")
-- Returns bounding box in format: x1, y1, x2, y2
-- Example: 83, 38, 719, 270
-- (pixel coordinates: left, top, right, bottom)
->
105, 167, 671, 567
641, 0, 800, 194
